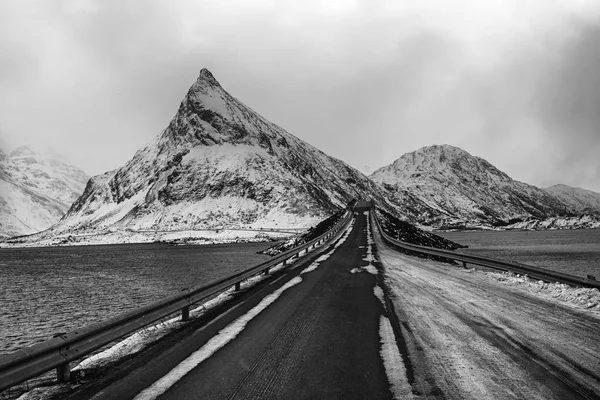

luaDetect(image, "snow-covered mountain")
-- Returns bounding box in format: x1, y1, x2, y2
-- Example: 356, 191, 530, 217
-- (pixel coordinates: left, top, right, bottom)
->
38, 69, 389, 238
370, 145, 573, 228
543, 184, 600, 216
0, 146, 88, 237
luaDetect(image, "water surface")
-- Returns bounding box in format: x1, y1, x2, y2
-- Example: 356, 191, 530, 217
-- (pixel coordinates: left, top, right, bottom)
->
437, 229, 600, 279
0, 242, 273, 355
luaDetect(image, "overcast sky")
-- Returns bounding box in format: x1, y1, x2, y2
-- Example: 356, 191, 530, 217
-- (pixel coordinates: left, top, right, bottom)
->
1, 0, 600, 192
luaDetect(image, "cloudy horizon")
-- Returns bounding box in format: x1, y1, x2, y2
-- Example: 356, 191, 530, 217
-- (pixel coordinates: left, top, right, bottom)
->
1, 0, 600, 191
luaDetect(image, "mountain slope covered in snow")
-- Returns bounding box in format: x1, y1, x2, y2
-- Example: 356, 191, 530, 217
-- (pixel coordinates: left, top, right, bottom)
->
0, 146, 88, 237
370, 145, 574, 228
38, 69, 390, 239
543, 184, 600, 216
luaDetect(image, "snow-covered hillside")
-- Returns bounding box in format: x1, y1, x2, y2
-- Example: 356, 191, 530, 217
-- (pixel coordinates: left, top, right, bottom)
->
504, 215, 600, 230
370, 145, 574, 229
29, 69, 390, 241
0, 146, 88, 237
544, 184, 600, 216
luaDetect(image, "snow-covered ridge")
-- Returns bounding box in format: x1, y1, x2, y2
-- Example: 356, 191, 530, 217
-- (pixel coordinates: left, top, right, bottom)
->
0, 145, 88, 237
370, 144, 582, 229
544, 184, 600, 216
503, 215, 600, 230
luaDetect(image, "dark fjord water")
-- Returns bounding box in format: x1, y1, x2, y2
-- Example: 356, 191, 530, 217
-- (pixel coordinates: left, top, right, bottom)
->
438, 229, 600, 279
0, 242, 273, 355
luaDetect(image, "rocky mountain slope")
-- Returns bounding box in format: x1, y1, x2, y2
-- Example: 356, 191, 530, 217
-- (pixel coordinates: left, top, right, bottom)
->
0, 146, 88, 237
36, 69, 390, 239
543, 184, 600, 216
370, 145, 575, 229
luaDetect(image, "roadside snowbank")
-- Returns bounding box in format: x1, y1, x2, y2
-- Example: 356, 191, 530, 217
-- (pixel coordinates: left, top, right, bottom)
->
488, 271, 600, 312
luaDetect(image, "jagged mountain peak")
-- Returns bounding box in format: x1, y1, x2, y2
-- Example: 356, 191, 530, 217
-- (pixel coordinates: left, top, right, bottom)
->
197, 68, 220, 86
45, 68, 391, 239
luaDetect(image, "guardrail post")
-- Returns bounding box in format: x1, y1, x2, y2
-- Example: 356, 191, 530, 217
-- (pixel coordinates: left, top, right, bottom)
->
56, 363, 70, 383
462, 261, 467, 268
235, 282, 241, 291
264, 267, 270, 275
181, 306, 190, 321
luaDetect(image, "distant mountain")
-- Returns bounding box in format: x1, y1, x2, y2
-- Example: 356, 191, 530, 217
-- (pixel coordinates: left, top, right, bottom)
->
0, 146, 88, 237
37, 69, 390, 239
543, 184, 600, 216
370, 144, 573, 228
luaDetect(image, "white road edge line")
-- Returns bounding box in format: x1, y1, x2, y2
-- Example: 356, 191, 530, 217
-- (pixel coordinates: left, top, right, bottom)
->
133, 276, 304, 400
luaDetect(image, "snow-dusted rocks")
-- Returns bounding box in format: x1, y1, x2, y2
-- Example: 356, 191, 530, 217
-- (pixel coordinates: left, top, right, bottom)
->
0, 146, 88, 237
40, 69, 387, 240
370, 145, 574, 229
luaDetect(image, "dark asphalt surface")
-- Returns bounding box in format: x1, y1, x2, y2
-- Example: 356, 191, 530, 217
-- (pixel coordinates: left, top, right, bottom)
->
69, 206, 394, 400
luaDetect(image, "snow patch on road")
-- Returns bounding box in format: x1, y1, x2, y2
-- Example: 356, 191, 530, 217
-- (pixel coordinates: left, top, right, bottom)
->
374, 285, 386, 309
133, 276, 304, 400
350, 265, 378, 275
379, 315, 414, 400
350, 212, 378, 275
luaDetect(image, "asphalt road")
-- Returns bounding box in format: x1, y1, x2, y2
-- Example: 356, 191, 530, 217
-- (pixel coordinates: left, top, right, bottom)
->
67, 206, 397, 400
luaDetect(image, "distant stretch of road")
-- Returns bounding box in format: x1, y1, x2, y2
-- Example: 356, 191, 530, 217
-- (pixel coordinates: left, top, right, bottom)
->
66, 203, 400, 400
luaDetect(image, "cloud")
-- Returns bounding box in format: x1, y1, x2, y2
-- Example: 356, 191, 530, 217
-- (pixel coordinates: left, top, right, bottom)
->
534, 20, 600, 188
0, 0, 599, 192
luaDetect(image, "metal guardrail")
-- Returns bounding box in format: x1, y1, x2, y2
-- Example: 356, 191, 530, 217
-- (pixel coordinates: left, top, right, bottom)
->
371, 209, 600, 290
0, 211, 353, 392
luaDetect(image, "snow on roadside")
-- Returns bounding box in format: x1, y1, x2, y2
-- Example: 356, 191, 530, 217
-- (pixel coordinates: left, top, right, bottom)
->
72, 290, 235, 372
487, 271, 600, 312
302, 218, 355, 274
379, 315, 414, 400
133, 276, 304, 400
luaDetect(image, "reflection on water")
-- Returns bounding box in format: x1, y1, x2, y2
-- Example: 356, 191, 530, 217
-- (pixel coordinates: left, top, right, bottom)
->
438, 229, 600, 279
0, 242, 273, 355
